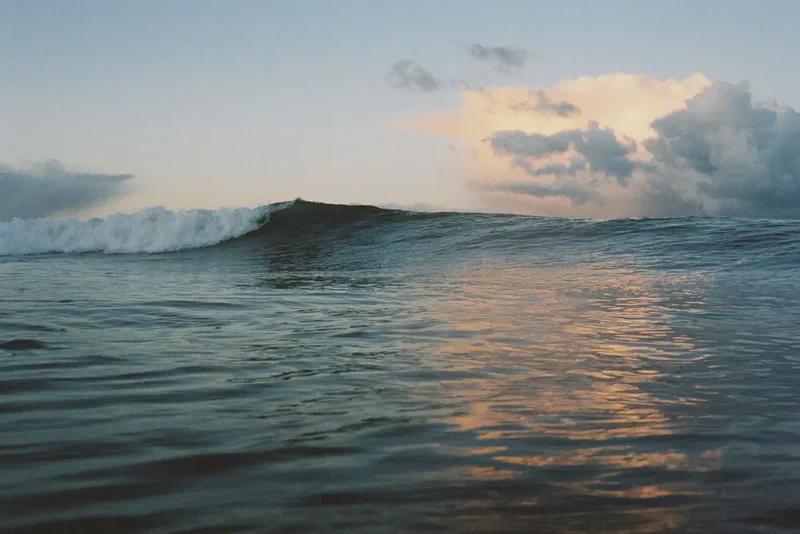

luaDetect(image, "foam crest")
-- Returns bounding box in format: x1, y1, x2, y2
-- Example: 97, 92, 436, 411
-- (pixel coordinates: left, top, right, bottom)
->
0, 205, 277, 256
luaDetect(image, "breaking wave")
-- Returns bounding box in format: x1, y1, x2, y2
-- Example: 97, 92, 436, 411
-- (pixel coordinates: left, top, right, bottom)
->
0, 203, 292, 256
3, 199, 799, 267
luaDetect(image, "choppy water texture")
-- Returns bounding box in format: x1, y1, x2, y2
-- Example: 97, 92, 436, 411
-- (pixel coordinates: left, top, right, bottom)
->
2, 200, 800, 533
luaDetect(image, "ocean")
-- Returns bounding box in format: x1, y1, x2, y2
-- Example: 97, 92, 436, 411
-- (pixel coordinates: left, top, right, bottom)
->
1, 199, 799, 533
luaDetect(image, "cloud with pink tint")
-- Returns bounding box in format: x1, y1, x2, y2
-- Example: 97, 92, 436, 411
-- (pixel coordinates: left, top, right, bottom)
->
509, 91, 580, 117
396, 72, 800, 219
397, 73, 712, 217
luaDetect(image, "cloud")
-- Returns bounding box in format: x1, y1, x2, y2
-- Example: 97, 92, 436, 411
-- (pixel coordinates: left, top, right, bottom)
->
489, 123, 637, 184
509, 91, 581, 117
467, 43, 530, 71
489, 130, 572, 158
387, 43, 531, 96
397, 73, 712, 143
486, 82, 800, 217
641, 81, 800, 218
388, 60, 442, 92
482, 179, 597, 205
0, 160, 133, 221
401, 73, 800, 218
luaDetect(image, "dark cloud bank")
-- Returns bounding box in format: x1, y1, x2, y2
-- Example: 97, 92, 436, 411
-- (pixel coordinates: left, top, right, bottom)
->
488, 82, 800, 218
0, 160, 133, 221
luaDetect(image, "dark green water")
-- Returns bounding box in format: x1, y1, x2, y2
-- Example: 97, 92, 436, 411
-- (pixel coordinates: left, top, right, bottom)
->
1, 201, 800, 533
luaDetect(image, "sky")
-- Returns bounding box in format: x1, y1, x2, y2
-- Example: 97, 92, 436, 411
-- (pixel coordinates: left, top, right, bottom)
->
2, 0, 800, 220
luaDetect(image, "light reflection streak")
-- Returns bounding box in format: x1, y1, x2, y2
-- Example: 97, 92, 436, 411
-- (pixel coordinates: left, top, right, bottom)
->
421, 262, 722, 516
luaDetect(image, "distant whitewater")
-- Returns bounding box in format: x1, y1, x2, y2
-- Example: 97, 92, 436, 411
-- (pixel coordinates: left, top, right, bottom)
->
0, 202, 293, 256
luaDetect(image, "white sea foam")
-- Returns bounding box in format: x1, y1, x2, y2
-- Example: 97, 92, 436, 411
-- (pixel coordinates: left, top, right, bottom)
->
0, 204, 287, 256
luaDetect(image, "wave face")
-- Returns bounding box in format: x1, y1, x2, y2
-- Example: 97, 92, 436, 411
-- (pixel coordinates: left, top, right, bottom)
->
231, 200, 800, 272
0, 204, 284, 256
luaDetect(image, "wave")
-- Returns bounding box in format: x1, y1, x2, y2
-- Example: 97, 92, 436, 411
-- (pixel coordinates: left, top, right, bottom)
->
0, 202, 293, 256
3, 199, 799, 263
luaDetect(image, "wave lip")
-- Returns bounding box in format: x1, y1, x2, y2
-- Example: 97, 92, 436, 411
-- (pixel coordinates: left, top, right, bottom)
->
0, 204, 286, 256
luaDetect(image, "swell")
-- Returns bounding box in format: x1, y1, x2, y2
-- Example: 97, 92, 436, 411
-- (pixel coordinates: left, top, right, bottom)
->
2, 198, 799, 260
237, 203, 800, 255
233, 202, 800, 273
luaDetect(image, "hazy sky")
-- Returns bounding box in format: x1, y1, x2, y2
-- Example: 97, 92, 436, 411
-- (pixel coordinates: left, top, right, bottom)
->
3, 0, 800, 218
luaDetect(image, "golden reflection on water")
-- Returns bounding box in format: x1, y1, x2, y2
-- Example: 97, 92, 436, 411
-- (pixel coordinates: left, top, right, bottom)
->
448, 466, 519, 481
433, 263, 712, 440
424, 262, 722, 518
554, 475, 706, 500
496, 448, 723, 471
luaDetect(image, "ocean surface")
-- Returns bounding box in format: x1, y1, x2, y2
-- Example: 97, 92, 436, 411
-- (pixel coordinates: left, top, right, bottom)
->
1, 199, 800, 533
